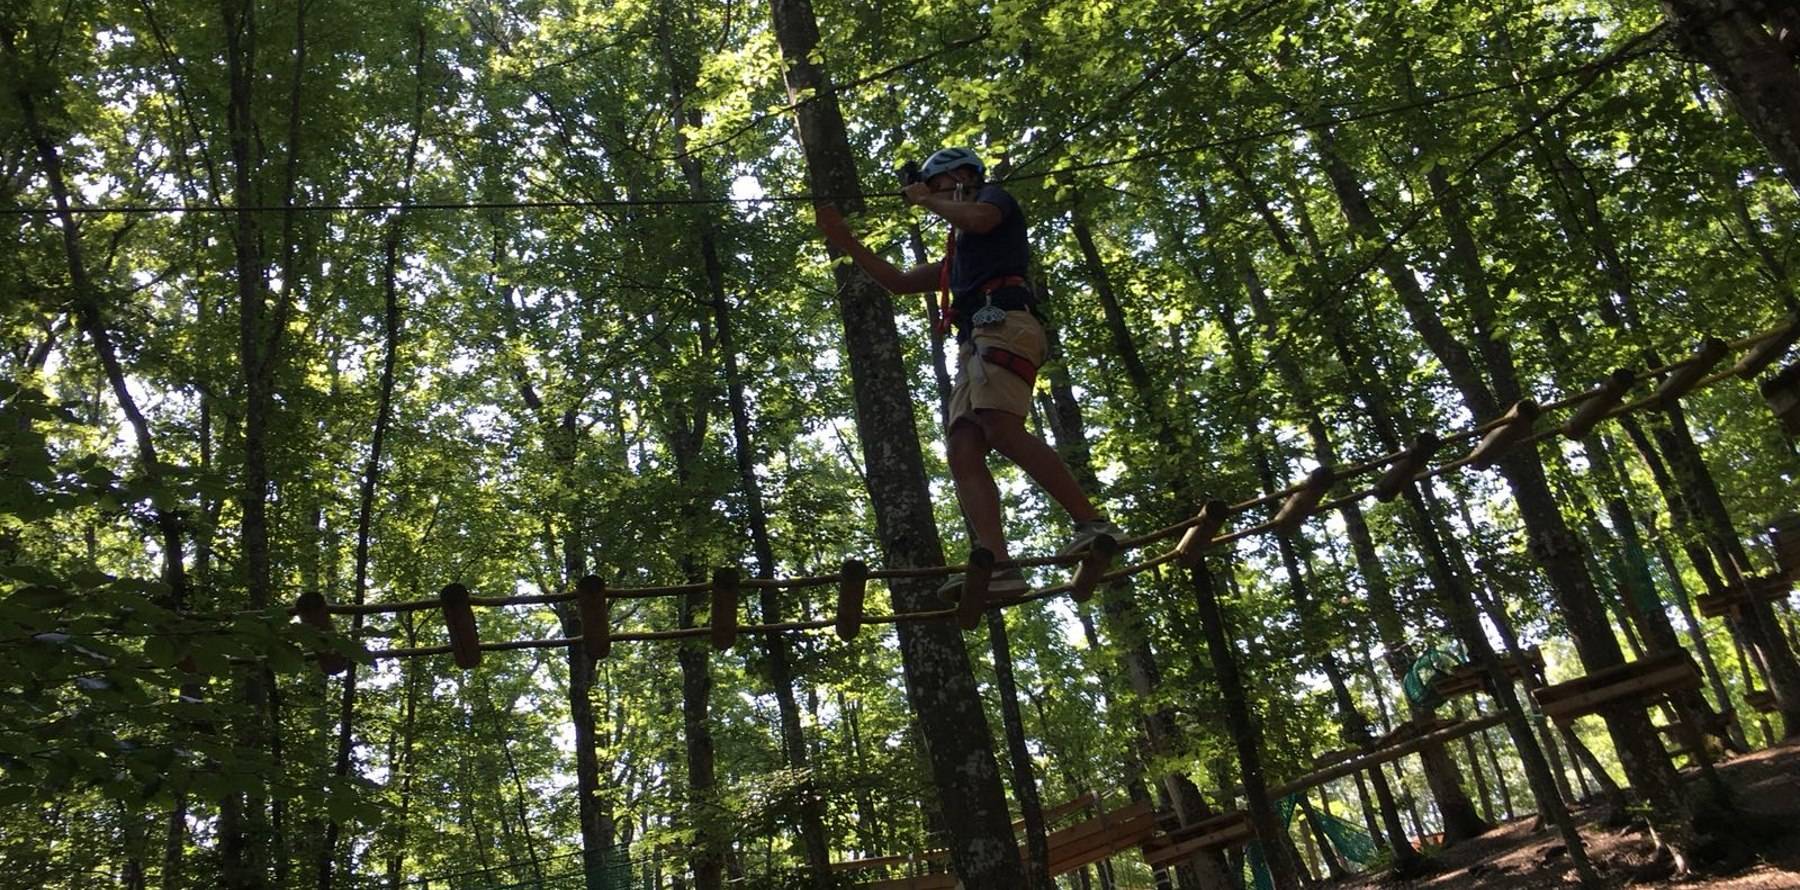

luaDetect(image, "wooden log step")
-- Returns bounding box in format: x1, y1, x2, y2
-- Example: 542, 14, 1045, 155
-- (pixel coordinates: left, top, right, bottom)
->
1560, 369, 1636, 440
711, 567, 740, 650
1272, 467, 1334, 534
836, 558, 869, 641
1374, 433, 1441, 502
1696, 575, 1790, 618
957, 547, 994, 631
1758, 360, 1800, 437
1468, 400, 1539, 469
1745, 689, 1778, 713
1735, 313, 1799, 379
1070, 533, 1118, 604
1142, 812, 1252, 866
439, 583, 482, 670
1177, 500, 1230, 568
1653, 337, 1730, 408
1773, 515, 1800, 581
294, 591, 350, 675
577, 575, 609, 660
1533, 652, 1701, 724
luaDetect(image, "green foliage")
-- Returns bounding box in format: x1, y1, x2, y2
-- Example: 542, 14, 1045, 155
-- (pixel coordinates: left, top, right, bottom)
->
3, 0, 1798, 885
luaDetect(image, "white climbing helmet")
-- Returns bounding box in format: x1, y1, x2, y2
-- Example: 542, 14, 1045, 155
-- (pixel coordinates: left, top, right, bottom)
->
919, 147, 985, 182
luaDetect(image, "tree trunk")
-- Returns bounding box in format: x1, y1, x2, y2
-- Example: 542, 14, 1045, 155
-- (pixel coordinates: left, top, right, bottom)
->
320, 17, 426, 886
1071, 211, 1286, 889
987, 611, 1054, 890
1213, 280, 1423, 873
1298, 795, 1347, 880
768, 4, 1023, 884
1311, 130, 1697, 866
678, 576, 724, 890
1660, 0, 1800, 199
1319, 326, 1599, 883
1228, 247, 1479, 855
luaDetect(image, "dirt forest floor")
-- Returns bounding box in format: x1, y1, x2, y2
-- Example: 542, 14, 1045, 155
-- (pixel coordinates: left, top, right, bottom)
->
1336, 740, 1800, 889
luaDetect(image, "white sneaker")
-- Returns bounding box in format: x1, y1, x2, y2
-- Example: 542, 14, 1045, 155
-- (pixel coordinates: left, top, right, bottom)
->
937, 568, 1031, 601
1060, 518, 1124, 557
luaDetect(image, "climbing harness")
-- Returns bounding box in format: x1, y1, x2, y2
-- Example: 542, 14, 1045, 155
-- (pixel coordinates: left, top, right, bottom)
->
970, 274, 1026, 328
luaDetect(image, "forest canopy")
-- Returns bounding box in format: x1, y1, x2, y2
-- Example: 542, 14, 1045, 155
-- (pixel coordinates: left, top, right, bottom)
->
3, 0, 1798, 888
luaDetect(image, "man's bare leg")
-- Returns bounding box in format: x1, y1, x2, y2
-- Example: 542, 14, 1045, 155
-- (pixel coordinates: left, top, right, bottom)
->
974, 409, 1102, 523
946, 420, 1010, 559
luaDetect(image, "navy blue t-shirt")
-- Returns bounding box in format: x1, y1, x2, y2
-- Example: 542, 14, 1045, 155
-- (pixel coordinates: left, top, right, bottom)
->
948, 184, 1033, 307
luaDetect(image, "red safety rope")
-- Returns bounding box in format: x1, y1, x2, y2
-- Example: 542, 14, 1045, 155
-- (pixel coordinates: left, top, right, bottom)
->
934, 225, 957, 336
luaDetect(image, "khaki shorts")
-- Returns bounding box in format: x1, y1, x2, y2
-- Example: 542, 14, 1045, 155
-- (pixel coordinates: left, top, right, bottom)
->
946, 310, 1046, 432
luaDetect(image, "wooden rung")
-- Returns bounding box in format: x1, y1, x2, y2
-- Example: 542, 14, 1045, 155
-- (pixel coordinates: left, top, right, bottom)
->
1735, 314, 1799, 379
1763, 361, 1800, 437
710, 567, 740, 651
439, 583, 482, 670
1560, 369, 1636, 439
1024, 791, 1100, 830
957, 548, 995, 631
1176, 499, 1230, 568
1652, 337, 1730, 408
1047, 806, 1157, 874
295, 591, 349, 675
1373, 432, 1441, 502
1272, 467, 1334, 533
1696, 575, 1790, 618
577, 574, 609, 660
1772, 514, 1800, 579
1143, 812, 1252, 865
836, 558, 869, 641
1375, 716, 1456, 749
1467, 400, 1540, 469
1744, 689, 1778, 713
1069, 534, 1118, 604
1533, 653, 1700, 723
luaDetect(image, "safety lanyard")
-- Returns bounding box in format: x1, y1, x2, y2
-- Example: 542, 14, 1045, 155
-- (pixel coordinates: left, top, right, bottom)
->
934, 225, 957, 337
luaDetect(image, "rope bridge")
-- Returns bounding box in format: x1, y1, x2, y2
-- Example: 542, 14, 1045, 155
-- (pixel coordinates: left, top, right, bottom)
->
276, 315, 1799, 671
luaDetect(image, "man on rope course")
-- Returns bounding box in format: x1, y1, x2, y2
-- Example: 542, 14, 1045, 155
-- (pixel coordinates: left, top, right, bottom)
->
815, 147, 1118, 598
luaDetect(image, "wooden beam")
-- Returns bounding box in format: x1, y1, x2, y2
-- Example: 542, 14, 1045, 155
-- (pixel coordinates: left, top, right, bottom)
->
1560, 369, 1635, 439
439, 583, 482, 670
1373, 433, 1440, 502
1533, 652, 1701, 723
1467, 400, 1540, 469
1653, 337, 1729, 408
1176, 500, 1230, 568
577, 574, 609, 660
836, 558, 869, 641
1070, 534, 1118, 603
710, 567, 740, 650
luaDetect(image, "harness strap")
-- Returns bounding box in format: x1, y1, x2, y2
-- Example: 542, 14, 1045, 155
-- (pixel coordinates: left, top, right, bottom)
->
934, 228, 957, 336
979, 345, 1038, 387
979, 274, 1028, 294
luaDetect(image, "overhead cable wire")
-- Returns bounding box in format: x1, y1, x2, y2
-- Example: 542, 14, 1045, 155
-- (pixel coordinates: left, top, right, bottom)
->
0, 26, 1667, 218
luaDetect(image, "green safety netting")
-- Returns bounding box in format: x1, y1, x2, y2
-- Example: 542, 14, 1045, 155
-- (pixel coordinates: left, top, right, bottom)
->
1244, 793, 1380, 890
1402, 645, 1465, 710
